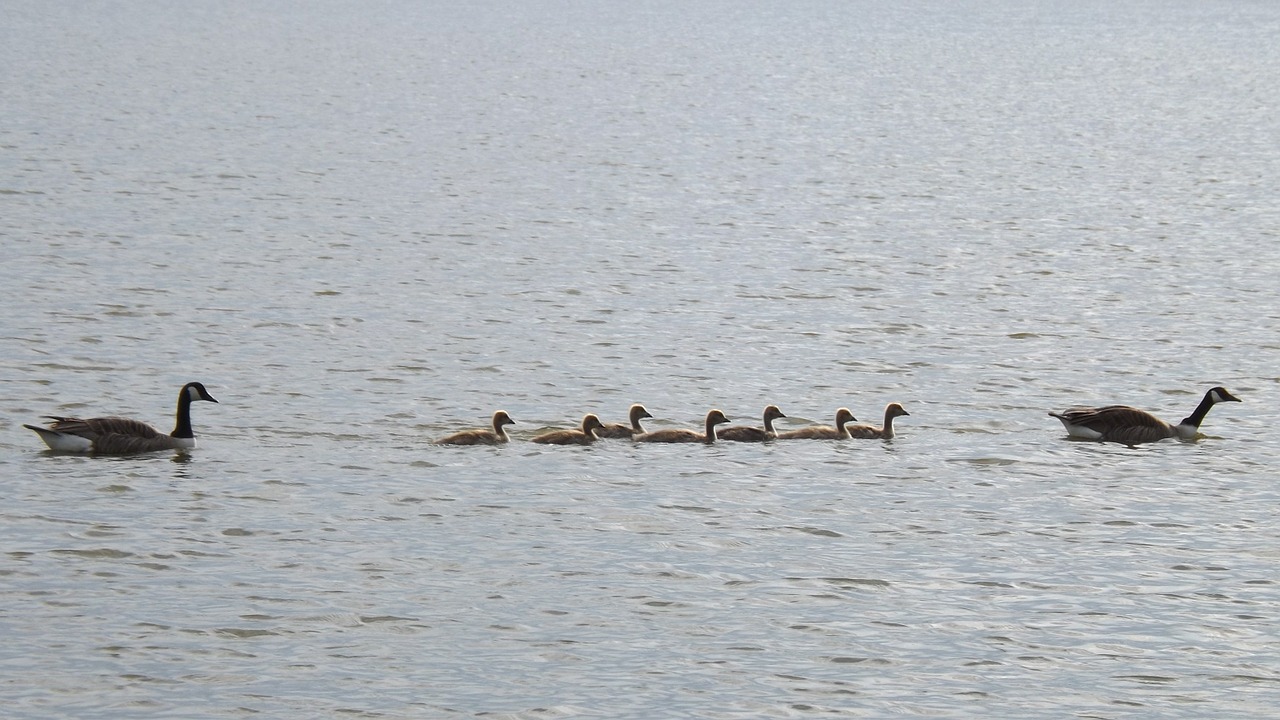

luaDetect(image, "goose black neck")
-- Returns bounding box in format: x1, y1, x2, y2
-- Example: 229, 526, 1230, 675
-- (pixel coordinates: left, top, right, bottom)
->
172, 390, 196, 439
1180, 391, 1217, 429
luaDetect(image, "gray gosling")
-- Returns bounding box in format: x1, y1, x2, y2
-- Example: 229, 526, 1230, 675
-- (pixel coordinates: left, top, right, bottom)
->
845, 403, 910, 439
776, 408, 858, 440
1049, 386, 1241, 445
634, 409, 730, 444
436, 411, 515, 445
595, 404, 653, 439
25, 382, 219, 455
718, 405, 787, 442
531, 414, 606, 445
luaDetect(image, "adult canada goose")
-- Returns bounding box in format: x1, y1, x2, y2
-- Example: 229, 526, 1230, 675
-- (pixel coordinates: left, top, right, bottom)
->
595, 404, 653, 439
531, 414, 605, 445
634, 409, 730, 444
776, 408, 858, 440
845, 403, 910, 439
436, 411, 515, 445
25, 382, 219, 454
1048, 386, 1241, 445
717, 405, 786, 442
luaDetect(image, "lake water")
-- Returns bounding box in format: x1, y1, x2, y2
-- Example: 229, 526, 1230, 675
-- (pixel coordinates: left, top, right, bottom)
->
3, 1, 1279, 717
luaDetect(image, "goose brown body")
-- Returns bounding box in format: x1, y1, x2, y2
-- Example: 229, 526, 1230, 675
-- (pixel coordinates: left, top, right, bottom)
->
25, 382, 219, 455
776, 408, 858, 440
718, 405, 786, 442
595, 404, 653, 439
1049, 386, 1240, 445
436, 411, 515, 445
634, 409, 730, 444
845, 403, 910, 440
531, 414, 606, 445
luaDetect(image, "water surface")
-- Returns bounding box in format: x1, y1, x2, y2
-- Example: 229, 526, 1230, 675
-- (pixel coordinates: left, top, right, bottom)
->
3, 1, 1279, 717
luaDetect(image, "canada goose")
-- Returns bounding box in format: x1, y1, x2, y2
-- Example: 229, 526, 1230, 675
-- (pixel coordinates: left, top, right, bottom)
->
595, 404, 653, 439
717, 405, 787, 442
776, 408, 858, 440
25, 382, 220, 454
634, 409, 730, 444
1049, 386, 1241, 445
531, 414, 605, 445
436, 411, 515, 445
845, 403, 910, 439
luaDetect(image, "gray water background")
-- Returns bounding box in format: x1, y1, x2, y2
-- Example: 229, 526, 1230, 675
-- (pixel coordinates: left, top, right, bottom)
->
3, 1, 1279, 717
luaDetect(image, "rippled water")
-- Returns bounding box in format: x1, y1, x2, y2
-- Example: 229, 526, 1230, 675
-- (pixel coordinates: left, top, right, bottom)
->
3, 1, 1280, 717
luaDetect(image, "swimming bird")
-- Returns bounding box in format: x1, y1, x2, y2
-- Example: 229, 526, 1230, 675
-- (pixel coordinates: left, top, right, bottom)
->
717, 405, 786, 442
845, 403, 910, 439
25, 382, 220, 454
436, 411, 515, 445
634, 409, 730, 444
1048, 386, 1241, 445
531, 414, 605, 445
595, 404, 653, 439
776, 408, 858, 440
